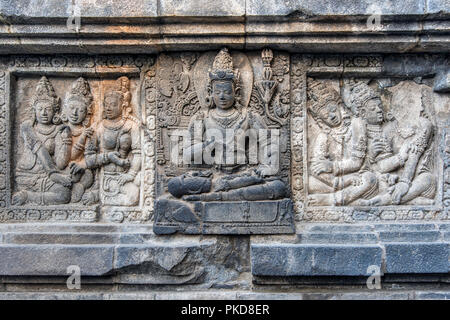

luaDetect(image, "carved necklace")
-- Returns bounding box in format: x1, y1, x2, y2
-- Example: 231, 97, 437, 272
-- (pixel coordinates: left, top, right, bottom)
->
35, 124, 56, 136
329, 123, 350, 144
210, 109, 241, 128
366, 123, 383, 138
103, 117, 125, 131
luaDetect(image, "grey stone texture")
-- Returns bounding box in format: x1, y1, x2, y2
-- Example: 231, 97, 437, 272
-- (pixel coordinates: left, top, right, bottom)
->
251, 244, 383, 276
0, 0, 449, 53
0, 245, 114, 276
0, 0, 449, 300
384, 243, 449, 274
252, 223, 450, 278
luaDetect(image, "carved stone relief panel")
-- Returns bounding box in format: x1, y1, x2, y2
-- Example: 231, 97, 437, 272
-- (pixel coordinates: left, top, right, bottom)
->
0, 55, 154, 223
152, 49, 295, 234
291, 54, 450, 223
0, 53, 448, 228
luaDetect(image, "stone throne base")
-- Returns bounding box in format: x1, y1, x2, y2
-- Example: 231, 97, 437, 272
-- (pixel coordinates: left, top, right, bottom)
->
154, 199, 295, 235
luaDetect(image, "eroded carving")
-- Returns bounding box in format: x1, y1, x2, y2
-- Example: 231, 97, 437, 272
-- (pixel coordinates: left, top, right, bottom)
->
85, 76, 142, 206
153, 48, 294, 234
13, 76, 74, 205
306, 78, 437, 207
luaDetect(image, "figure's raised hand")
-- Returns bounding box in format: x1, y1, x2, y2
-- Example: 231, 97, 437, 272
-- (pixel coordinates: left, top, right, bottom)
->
83, 127, 94, 138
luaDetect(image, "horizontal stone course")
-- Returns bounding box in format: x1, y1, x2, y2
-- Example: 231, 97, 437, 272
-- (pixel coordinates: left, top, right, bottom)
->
297, 232, 378, 244
378, 231, 441, 242
251, 244, 383, 276
0, 245, 114, 276
3, 0, 448, 19
374, 224, 438, 231
384, 243, 449, 274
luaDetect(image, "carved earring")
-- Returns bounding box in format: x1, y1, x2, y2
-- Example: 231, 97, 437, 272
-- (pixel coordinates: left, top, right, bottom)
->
60, 111, 68, 122
52, 114, 61, 125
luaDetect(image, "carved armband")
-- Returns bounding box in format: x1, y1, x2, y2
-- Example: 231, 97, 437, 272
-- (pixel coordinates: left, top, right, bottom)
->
62, 138, 72, 146
73, 142, 85, 152
102, 153, 109, 165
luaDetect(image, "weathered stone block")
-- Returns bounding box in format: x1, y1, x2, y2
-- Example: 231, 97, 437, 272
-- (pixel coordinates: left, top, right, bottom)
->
384, 243, 449, 274
245, 0, 427, 17
2, 233, 121, 245
434, 70, 450, 92
297, 232, 378, 244
379, 231, 441, 242
374, 224, 438, 231
251, 244, 383, 276
0, 245, 114, 276
159, 0, 245, 17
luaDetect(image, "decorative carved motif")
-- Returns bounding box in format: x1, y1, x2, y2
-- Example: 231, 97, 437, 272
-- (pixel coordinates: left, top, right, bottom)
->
0, 52, 448, 225
153, 48, 294, 234
0, 54, 154, 223
306, 78, 436, 207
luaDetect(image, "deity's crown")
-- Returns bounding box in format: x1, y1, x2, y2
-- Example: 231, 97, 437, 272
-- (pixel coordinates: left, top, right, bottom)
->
32, 76, 59, 107
343, 79, 379, 115
105, 76, 132, 111
66, 77, 93, 106
209, 48, 237, 82
307, 78, 342, 118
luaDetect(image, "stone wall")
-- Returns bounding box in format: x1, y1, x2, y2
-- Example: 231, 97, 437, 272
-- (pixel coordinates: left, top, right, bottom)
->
0, 0, 449, 299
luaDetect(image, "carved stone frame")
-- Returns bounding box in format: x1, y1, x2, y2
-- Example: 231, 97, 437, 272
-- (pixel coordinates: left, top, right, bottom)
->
291, 54, 449, 223
0, 55, 155, 223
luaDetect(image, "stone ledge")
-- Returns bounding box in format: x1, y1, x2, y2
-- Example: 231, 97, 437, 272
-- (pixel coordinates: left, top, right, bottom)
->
0, 290, 442, 300
384, 243, 450, 274
0, 1, 448, 53
252, 223, 450, 277
2, 0, 448, 20
0, 245, 114, 276
251, 244, 383, 276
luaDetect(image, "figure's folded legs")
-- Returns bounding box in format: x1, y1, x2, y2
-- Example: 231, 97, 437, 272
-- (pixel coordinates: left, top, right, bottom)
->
335, 172, 378, 205
184, 180, 287, 201
362, 172, 436, 206
71, 170, 94, 203
401, 172, 436, 204
18, 183, 72, 205
214, 174, 264, 192
308, 175, 334, 194
308, 172, 377, 206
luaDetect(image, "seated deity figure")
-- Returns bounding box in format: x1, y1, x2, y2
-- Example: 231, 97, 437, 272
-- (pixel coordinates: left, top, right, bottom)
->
168, 48, 287, 202
344, 80, 436, 205
306, 78, 377, 206
13, 76, 73, 205
84, 76, 141, 206
61, 77, 96, 203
